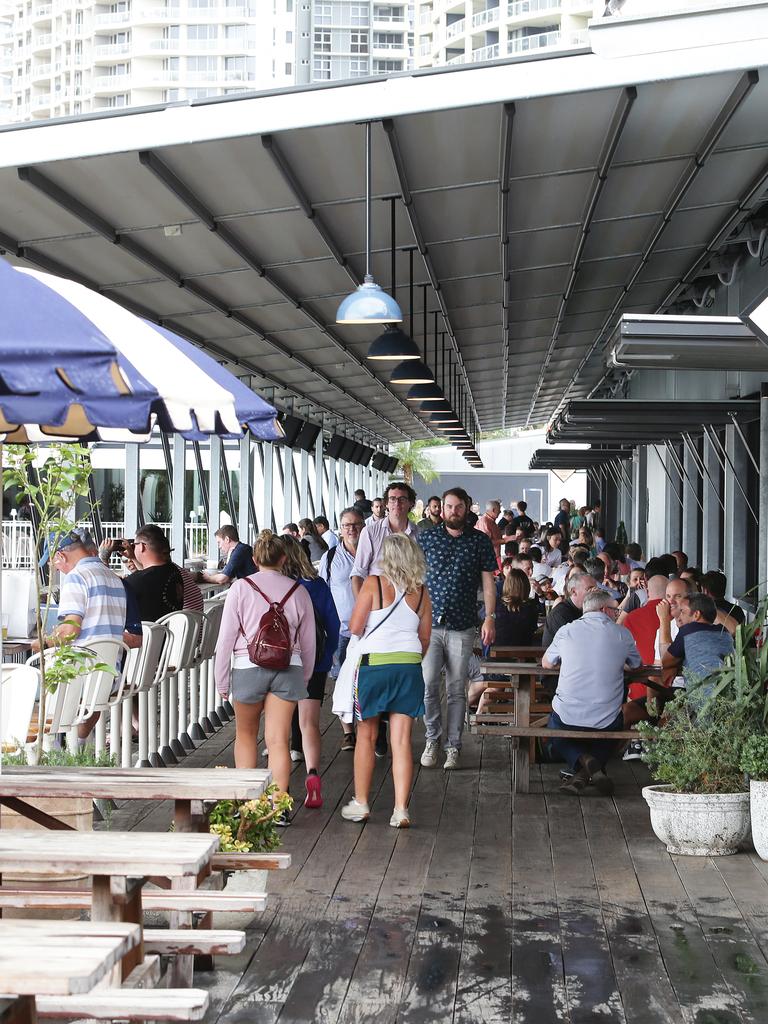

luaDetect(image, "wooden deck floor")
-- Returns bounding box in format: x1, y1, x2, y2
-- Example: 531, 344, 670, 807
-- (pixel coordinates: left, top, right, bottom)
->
110, 710, 768, 1024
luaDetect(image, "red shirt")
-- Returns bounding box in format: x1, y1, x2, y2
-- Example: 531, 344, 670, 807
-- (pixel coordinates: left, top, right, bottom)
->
475, 512, 502, 560
624, 598, 662, 665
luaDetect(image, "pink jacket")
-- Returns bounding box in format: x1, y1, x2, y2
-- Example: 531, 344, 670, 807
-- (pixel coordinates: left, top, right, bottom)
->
215, 569, 316, 694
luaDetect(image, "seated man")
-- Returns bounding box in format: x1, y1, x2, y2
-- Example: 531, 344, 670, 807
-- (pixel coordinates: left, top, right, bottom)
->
543, 589, 644, 796
662, 593, 734, 700
700, 569, 746, 627
199, 525, 256, 586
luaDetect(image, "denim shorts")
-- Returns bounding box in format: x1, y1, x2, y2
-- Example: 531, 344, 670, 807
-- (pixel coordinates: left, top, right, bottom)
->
231, 664, 307, 704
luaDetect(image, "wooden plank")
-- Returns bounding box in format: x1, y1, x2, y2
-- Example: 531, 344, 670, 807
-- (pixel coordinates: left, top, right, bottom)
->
541, 764, 625, 1023
453, 737, 513, 1024
36, 988, 210, 1021
0, 888, 267, 913
144, 929, 246, 956
211, 853, 291, 872
614, 780, 744, 1022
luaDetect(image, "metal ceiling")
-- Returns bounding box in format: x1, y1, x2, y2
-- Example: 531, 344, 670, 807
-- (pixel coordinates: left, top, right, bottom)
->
608, 313, 768, 370
529, 448, 634, 470
1, 28, 767, 440
548, 399, 761, 444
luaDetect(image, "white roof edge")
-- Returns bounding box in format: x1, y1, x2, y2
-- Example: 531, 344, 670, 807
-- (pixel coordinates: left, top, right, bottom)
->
621, 314, 745, 324
0, 35, 765, 169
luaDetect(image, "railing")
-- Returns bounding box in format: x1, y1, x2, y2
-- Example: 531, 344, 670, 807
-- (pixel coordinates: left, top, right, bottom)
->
1, 520, 211, 569
419, 39, 432, 55
31, 93, 51, 108
419, 9, 432, 26
471, 42, 499, 61
446, 52, 466, 64
507, 28, 587, 53
31, 62, 52, 77
32, 33, 52, 47
445, 17, 465, 40
93, 12, 131, 26
93, 43, 131, 58
372, 39, 406, 51
91, 74, 131, 90
32, 3, 52, 17
472, 7, 499, 29
507, 0, 561, 18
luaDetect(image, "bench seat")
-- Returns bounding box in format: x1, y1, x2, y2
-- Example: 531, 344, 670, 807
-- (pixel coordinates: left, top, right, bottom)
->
143, 928, 246, 956
37, 988, 209, 1021
0, 888, 267, 913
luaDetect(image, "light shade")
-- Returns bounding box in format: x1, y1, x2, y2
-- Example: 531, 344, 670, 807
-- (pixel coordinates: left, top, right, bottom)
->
367, 324, 421, 361
427, 409, 459, 424
336, 275, 403, 325
390, 359, 434, 385
406, 382, 444, 401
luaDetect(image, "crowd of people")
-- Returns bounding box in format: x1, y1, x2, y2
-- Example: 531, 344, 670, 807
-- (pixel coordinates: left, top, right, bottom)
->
39, 483, 744, 824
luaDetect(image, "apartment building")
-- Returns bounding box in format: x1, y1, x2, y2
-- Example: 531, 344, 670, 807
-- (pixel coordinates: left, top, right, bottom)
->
0, 0, 13, 118
296, 1, 414, 85
6, 0, 296, 123
415, 0, 603, 68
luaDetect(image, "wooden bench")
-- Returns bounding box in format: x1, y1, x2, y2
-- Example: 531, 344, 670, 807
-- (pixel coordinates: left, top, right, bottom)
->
0, 888, 267, 913
37, 989, 209, 1021
143, 928, 245, 956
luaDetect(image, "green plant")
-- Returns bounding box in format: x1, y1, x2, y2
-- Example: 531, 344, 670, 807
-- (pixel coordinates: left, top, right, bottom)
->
2, 746, 116, 767
208, 784, 293, 853
637, 695, 750, 794
43, 639, 115, 695
390, 442, 438, 486
3, 443, 97, 757
740, 734, 768, 781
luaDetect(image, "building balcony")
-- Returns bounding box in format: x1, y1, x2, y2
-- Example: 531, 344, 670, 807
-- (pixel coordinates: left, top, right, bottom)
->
31, 33, 52, 51
93, 11, 131, 26
419, 9, 432, 27
91, 72, 131, 91
31, 92, 50, 108
223, 68, 255, 81
507, 0, 562, 21
472, 7, 499, 30
507, 27, 587, 53
31, 3, 52, 21
372, 40, 406, 51
472, 41, 499, 60
149, 37, 254, 52
445, 17, 465, 41
446, 52, 466, 64
94, 42, 131, 59
30, 61, 52, 78
419, 39, 432, 55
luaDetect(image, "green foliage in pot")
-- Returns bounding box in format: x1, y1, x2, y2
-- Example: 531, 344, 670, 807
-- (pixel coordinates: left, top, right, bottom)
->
209, 784, 293, 853
637, 695, 750, 794
740, 734, 768, 782
2, 746, 116, 767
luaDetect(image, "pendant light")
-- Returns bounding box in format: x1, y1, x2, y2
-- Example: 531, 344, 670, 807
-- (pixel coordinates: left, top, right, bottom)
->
390, 283, 436, 385
407, 316, 445, 402
337, 123, 403, 325
367, 207, 420, 360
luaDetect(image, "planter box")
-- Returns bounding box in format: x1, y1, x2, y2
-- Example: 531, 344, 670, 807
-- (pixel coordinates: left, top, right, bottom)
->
643, 784, 750, 856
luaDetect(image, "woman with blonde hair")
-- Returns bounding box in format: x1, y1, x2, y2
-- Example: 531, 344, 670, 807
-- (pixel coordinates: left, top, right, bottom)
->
280, 536, 340, 809
341, 532, 431, 828
215, 530, 315, 814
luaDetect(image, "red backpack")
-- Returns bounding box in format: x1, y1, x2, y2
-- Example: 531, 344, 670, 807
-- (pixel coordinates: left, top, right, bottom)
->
242, 578, 301, 670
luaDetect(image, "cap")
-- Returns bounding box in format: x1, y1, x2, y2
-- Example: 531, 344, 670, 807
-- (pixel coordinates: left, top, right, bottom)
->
56, 527, 95, 552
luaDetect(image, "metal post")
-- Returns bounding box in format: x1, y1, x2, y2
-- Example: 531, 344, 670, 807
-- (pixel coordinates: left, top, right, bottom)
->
632, 448, 648, 553
328, 456, 338, 527
314, 434, 324, 519
299, 449, 309, 517
238, 435, 253, 542
681, 442, 699, 564
724, 424, 748, 602
682, 433, 725, 512
191, 442, 210, 525
220, 444, 237, 529
759, 384, 768, 599
208, 437, 222, 563
171, 435, 186, 562
283, 446, 294, 525
701, 433, 722, 571
262, 443, 275, 532
705, 425, 758, 524
123, 443, 141, 538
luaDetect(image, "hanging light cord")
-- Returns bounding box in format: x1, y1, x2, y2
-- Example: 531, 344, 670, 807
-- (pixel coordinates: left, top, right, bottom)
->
365, 122, 372, 280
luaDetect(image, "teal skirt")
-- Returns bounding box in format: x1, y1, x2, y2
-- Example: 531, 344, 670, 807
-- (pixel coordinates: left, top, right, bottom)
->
355, 657, 425, 720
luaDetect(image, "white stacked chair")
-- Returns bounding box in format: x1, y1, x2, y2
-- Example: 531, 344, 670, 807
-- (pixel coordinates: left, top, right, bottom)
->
0, 664, 39, 755
155, 610, 203, 766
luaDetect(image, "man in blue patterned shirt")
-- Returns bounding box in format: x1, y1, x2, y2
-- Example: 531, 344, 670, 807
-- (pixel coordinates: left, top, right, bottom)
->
417, 487, 498, 770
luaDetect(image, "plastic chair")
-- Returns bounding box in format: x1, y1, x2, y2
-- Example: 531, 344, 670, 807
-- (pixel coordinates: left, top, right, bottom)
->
155, 610, 203, 765
0, 664, 39, 754
124, 621, 171, 769
191, 599, 225, 742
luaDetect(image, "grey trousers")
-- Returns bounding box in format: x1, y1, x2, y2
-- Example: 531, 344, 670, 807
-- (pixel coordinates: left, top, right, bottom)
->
422, 626, 475, 750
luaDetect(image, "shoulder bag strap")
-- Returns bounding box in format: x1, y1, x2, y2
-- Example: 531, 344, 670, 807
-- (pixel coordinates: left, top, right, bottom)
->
415, 585, 425, 613
366, 591, 406, 640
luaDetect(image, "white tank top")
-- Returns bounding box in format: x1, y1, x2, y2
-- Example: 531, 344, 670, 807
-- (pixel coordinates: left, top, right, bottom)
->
359, 586, 423, 656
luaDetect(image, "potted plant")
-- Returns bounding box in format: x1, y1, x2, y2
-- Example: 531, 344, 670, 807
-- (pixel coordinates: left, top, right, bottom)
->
638, 695, 751, 856
208, 785, 292, 928
740, 734, 768, 860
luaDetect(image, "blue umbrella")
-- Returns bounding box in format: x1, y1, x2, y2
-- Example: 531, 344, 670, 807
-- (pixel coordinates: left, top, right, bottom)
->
0, 259, 280, 442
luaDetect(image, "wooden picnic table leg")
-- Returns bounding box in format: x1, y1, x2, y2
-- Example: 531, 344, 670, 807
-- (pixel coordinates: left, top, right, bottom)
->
91, 876, 144, 983
172, 799, 215, 973
514, 675, 532, 795
9, 996, 36, 1024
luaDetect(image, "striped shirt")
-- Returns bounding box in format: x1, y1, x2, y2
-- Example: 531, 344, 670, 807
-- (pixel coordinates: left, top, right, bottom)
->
58, 557, 127, 647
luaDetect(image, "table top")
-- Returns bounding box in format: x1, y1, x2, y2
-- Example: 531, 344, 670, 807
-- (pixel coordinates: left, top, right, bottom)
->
0, 920, 140, 995
0, 766, 271, 802
0, 830, 218, 878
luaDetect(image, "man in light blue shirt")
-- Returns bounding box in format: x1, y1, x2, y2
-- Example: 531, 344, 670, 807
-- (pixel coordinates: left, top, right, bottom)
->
543, 589, 644, 796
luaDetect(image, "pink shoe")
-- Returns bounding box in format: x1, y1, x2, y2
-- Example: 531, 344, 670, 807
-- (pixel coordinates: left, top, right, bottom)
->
304, 773, 323, 809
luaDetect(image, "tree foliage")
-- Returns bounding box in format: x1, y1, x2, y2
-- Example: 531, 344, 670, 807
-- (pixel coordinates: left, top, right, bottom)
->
390, 441, 439, 486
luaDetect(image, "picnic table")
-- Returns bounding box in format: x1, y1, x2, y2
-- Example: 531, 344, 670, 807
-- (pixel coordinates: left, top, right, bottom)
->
0, 766, 272, 832
0, 830, 218, 982
474, 660, 663, 792
0, 919, 140, 1022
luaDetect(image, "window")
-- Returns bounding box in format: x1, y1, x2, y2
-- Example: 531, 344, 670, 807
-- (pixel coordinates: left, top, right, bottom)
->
313, 54, 330, 79
284, 61, 292, 74
349, 56, 367, 77
225, 24, 256, 43
225, 55, 255, 78
107, 62, 128, 75
313, 1, 331, 25
314, 29, 330, 52
189, 0, 215, 6
187, 55, 216, 71
188, 24, 217, 39
373, 4, 404, 22
350, 30, 367, 53
285, 30, 292, 42
286, 0, 292, 10
372, 58, 401, 74
164, 88, 180, 100
187, 86, 218, 97
372, 31, 403, 49
106, 93, 128, 106
164, 56, 179, 69
350, 3, 368, 25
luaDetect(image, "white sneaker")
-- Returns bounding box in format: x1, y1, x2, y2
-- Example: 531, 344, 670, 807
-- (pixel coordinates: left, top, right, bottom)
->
623, 740, 643, 761
444, 748, 460, 770
341, 798, 370, 822
290, 749, 304, 763
421, 741, 439, 768
390, 807, 410, 829
261, 747, 268, 758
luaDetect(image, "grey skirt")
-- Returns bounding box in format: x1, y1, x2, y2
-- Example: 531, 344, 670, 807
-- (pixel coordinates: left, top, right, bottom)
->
231, 664, 307, 704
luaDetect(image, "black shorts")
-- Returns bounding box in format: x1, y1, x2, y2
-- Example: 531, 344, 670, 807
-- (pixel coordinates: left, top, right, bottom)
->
306, 669, 328, 703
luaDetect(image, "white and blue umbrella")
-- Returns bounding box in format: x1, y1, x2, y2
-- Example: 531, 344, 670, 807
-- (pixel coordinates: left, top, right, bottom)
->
0, 258, 280, 443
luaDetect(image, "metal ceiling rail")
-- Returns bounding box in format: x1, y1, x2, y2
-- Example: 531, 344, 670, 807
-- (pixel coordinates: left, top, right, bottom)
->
0, 222, 393, 447
381, 117, 482, 436
135, 150, 431, 439
15, 164, 414, 442
556, 69, 760, 418
525, 86, 637, 428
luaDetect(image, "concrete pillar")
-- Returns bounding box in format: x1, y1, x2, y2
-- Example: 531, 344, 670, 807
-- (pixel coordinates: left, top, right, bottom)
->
262, 444, 275, 533
328, 458, 338, 526
314, 435, 325, 519
701, 434, 722, 571
724, 424, 748, 601
681, 444, 699, 567
299, 448, 310, 517
208, 437, 222, 562
632, 448, 647, 554
124, 443, 141, 536
238, 435, 253, 542
283, 446, 294, 525
664, 447, 682, 553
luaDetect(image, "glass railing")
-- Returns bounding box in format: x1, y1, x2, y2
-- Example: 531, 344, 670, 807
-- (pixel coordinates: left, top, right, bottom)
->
472, 7, 499, 30
445, 17, 465, 40
471, 42, 499, 61
507, 0, 561, 19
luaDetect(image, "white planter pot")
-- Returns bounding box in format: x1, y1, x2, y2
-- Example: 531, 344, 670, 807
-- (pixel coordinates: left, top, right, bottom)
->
642, 784, 750, 856
750, 780, 768, 860
213, 868, 269, 930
